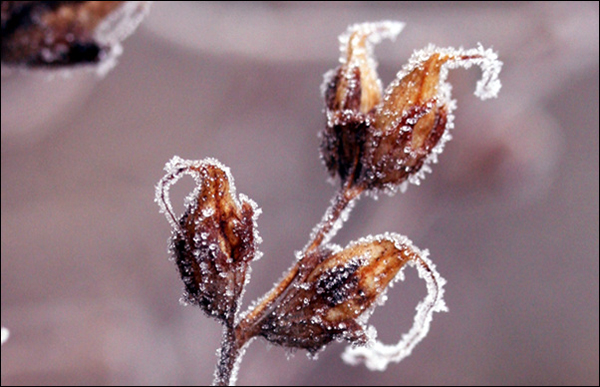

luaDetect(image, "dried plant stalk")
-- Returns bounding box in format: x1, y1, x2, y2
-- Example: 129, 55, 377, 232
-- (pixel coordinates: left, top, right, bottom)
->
156, 20, 501, 386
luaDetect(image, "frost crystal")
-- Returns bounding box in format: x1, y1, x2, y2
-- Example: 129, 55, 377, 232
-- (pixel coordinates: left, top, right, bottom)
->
341, 245, 447, 371
303, 190, 358, 252
155, 20, 500, 386
155, 156, 240, 230
156, 156, 261, 324
338, 21, 405, 63
321, 20, 502, 197
321, 20, 404, 97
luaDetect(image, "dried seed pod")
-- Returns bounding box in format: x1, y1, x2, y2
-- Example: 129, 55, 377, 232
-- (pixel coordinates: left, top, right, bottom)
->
321, 21, 404, 185
342, 243, 447, 371
256, 233, 424, 355
1, 1, 150, 71
324, 21, 403, 114
320, 21, 502, 195
156, 157, 262, 323
362, 45, 502, 194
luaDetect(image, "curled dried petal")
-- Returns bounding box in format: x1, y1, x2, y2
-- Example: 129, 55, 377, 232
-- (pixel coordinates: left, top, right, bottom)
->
362, 44, 502, 194
256, 233, 423, 355
156, 156, 261, 323
342, 248, 447, 371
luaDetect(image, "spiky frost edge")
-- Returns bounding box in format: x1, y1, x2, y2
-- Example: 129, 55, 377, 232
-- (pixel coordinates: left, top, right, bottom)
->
320, 20, 404, 99
338, 21, 405, 65
387, 43, 502, 105
293, 233, 421, 360
372, 44, 502, 197
341, 233, 447, 371
155, 155, 263, 249
300, 190, 360, 254
331, 233, 416, 334
155, 156, 263, 321
213, 334, 256, 386
156, 156, 232, 229
300, 232, 443, 364
1, 327, 9, 345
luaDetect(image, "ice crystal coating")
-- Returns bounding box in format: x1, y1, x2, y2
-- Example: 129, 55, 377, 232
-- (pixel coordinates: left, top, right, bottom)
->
342, 246, 447, 371
155, 156, 261, 324
302, 188, 359, 253
155, 20, 500, 386
320, 21, 502, 196
256, 233, 427, 356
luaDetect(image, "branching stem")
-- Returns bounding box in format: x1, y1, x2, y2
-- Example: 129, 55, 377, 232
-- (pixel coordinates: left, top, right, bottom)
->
216, 181, 363, 385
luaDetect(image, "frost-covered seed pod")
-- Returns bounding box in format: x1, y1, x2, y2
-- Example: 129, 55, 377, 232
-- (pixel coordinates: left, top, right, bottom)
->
256, 234, 421, 355
156, 157, 262, 324
1, 1, 150, 72
320, 22, 502, 195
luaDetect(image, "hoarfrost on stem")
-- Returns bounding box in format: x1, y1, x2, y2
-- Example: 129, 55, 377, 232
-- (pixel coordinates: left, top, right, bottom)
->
156, 19, 501, 386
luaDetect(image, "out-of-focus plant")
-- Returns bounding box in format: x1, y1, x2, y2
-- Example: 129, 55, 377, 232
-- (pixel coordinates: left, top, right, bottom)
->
1, 1, 151, 75
156, 21, 501, 386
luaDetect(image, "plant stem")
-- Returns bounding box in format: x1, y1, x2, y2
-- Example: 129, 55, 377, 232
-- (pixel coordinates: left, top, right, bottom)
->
213, 323, 242, 386
216, 182, 364, 385
304, 182, 364, 254
237, 182, 364, 341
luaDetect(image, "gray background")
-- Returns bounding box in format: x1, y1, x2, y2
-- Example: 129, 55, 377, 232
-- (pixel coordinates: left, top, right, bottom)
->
2, 2, 598, 385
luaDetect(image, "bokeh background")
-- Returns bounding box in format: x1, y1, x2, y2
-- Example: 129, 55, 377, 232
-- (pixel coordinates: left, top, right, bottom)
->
1, 2, 598, 385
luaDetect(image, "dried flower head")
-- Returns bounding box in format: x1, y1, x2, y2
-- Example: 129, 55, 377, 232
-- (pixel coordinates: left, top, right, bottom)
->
321, 21, 403, 185
321, 21, 502, 195
256, 234, 443, 358
1, 1, 150, 72
156, 20, 501, 386
156, 157, 261, 323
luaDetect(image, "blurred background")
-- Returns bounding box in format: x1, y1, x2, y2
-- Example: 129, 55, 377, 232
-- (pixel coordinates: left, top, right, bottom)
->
1, 1, 598, 385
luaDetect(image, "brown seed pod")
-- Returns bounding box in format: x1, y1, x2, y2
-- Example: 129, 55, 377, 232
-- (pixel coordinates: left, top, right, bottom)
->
320, 22, 502, 195
256, 234, 419, 355
156, 157, 261, 323
1, 1, 150, 69
321, 21, 403, 186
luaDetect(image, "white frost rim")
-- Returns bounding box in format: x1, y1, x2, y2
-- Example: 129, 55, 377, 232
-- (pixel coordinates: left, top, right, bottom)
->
342, 239, 448, 371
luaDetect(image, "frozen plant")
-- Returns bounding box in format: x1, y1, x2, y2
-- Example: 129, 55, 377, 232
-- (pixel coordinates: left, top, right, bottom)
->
156, 21, 501, 386
1, 1, 151, 76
